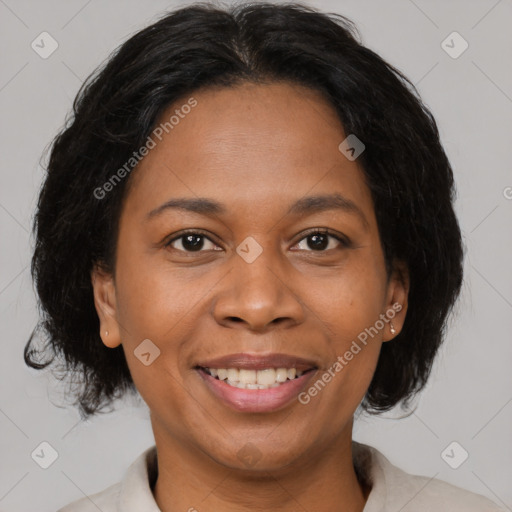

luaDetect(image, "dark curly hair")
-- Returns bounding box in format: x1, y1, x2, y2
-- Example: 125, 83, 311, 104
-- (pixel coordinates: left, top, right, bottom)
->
25, 1, 464, 419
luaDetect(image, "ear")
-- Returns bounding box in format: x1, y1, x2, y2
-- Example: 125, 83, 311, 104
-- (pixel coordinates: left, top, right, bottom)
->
382, 260, 409, 342
91, 264, 122, 348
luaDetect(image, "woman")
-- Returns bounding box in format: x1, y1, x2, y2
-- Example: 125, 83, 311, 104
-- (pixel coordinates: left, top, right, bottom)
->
25, 2, 504, 511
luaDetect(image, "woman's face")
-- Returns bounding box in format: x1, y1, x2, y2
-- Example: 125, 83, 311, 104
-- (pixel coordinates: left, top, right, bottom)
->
92, 82, 408, 471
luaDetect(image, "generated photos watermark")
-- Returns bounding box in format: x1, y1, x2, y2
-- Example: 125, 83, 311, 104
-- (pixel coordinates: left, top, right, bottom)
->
94, 97, 198, 200
298, 302, 402, 405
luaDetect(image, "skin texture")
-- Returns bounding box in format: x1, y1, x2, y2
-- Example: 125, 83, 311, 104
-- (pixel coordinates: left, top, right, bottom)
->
91, 82, 409, 512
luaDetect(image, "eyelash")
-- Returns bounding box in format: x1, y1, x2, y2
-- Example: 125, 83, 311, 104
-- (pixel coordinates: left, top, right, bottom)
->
164, 228, 350, 253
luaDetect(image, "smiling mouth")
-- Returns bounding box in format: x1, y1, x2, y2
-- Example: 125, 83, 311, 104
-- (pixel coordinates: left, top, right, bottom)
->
196, 366, 315, 390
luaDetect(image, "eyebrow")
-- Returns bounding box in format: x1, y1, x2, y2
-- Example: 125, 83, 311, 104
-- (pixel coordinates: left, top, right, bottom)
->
146, 197, 226, 220
287, 193, 368, 227
146, 193, 368, 228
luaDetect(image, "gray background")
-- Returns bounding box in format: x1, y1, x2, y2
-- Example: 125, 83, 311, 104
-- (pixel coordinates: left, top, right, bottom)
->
0, 0, 511, 510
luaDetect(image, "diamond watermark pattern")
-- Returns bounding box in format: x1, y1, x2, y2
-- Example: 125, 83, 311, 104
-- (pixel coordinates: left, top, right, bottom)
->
237, 442, 262, 468
441, 31, 468, 59
31, 441, 59, 469
31, 32, 59, 59
338, 134, 365, 161
134, 338, 161, 366
441, 441, 469, 469
236, 236, 263, 263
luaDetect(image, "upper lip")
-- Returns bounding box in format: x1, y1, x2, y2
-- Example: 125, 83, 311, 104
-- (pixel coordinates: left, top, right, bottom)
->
195, 353, 318, 372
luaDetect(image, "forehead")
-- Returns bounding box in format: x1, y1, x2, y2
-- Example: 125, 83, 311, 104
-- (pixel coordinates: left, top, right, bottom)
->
123, 82, 375, 224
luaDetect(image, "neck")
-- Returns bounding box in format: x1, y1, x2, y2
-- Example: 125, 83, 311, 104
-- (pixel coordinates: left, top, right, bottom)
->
152, 421, 369, 512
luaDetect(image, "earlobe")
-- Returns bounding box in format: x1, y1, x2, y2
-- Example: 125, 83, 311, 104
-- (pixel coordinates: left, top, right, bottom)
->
382, 262, 409, 342
91, 264, 122, 348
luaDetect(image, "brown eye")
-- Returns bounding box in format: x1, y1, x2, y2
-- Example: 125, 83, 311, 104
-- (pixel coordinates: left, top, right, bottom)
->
294, 229, 349, 252
166, 231, 221, 252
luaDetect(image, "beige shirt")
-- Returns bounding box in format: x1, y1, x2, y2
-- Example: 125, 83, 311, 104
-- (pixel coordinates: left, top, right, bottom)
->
57, 441, 505, 511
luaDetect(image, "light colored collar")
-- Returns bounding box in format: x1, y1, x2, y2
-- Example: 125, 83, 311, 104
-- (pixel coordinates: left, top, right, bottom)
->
118, 444, 160, 511
116, 441, 386, 511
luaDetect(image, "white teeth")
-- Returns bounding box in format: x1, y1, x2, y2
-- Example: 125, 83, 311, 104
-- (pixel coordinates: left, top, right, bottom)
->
275, 368, 288, 382
239, 369, 257, 385
227, 368, 239, 382
204, 366, 309, 389
257, 368, 276, 386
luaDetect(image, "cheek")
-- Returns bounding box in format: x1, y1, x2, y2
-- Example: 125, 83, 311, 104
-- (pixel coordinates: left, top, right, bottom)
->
113, 251, 217, 400
115, 251, 204, 337
114, 264, 192, 415
125, 353, 194, 439
302, 251, 386, 408
308, 256, 387, 341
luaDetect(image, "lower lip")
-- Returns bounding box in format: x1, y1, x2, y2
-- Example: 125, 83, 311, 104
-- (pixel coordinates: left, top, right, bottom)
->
196, 368, 316, 413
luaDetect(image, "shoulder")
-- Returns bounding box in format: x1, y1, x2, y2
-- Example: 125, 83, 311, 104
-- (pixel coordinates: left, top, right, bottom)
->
386, 467, 505, 511
56, 445, 159, 512
353, 441, 505, 512
56, 482, 121, 511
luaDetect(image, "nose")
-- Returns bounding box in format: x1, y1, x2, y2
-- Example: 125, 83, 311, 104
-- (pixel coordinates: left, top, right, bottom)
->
211, 248, 305, 332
